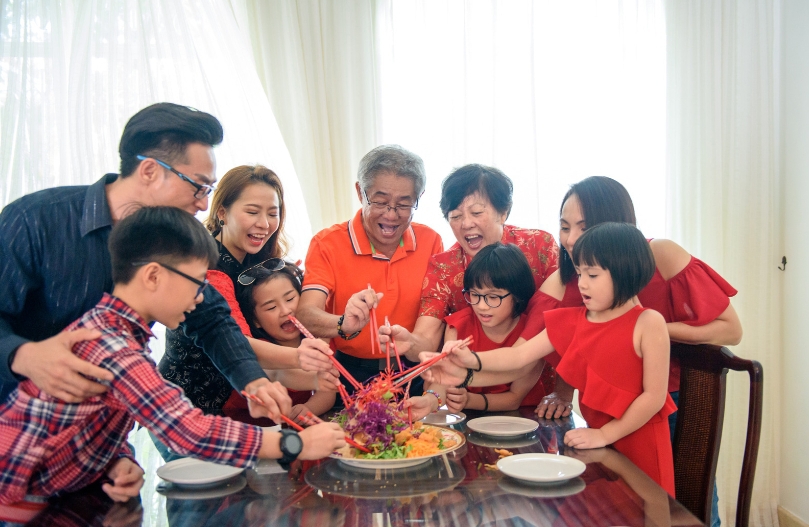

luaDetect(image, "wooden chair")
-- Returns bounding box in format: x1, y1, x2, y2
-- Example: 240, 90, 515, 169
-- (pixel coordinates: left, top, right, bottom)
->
670, 343, 763, 527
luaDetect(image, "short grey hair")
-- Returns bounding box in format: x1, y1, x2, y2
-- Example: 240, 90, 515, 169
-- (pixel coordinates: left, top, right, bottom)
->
357, 145, 426, 198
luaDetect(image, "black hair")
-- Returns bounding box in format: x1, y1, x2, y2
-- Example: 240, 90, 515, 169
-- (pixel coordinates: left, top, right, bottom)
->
118, 103, 224, 177
559, 176, 637, 284
439, 164, 513, 220
237, 262, 304, 342
571, 222, 655, 309
463, 243, 536, 318
109, 206, 218, 284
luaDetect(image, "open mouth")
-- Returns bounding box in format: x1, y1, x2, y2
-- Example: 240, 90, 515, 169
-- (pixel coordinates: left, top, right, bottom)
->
581, 294, 591, 302
280, 320, 297, 333
464, 234, 484, 250
247, 233, 267, 247
378, 223, 399, 238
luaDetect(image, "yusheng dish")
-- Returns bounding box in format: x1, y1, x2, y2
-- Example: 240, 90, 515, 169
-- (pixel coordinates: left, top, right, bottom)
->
333, 371, 461, 460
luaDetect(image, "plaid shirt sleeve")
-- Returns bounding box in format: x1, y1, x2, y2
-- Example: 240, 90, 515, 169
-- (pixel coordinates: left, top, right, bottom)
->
101, 347, 263, 467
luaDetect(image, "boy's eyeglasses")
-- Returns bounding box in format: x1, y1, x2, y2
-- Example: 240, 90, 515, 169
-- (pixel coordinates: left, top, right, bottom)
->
361, 189, 420, 217
237, 258, 286, 286
132, 261, 210, 298
462, 289, 512, 308
136, 154, 215, 200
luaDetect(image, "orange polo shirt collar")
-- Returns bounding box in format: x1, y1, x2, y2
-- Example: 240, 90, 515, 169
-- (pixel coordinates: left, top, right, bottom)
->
347, 210, 417, 263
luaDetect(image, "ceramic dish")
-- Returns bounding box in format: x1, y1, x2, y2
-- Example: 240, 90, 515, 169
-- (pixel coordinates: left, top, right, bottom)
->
157, 475, 247, 499
466, 416, 539, 437
156, 458, 245, 488
331, 425, 465, 469
421, 409, 466, 427
496, 453, 586, 484
498, 475, 586, 497
465, 431, 541, 449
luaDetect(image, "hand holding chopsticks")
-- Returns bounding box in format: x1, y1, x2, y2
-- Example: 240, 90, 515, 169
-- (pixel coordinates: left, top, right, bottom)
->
241, 391, 370, 454
287, 315, 363, 390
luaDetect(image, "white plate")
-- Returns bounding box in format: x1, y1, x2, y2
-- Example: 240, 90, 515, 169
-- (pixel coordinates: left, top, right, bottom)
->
156, 458, 245, 488
466, 432, 540, 449
157, 475, 247, 499
421, 410, 466, 426
498, 475, 586, 497
466, 416, 539, 437
331, 425, 465, 470
496, 453, 586, 484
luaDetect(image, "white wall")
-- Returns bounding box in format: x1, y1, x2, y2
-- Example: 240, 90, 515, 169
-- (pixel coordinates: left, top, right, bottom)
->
780, 0, 809, 523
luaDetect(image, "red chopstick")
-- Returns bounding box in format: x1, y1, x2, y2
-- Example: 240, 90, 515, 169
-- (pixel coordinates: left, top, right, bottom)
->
385, 316, 404, 373
241, 391, 371, 453
367, 284, 379, 357
392, 336, 474, 387
286, 315, 362, 390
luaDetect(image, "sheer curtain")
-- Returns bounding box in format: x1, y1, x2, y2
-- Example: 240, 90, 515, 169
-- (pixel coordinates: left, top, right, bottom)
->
665, 1, 780, 525
376, 0, 667, 245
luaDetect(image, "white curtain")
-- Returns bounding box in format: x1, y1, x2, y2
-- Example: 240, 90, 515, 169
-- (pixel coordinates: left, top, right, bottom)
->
665, 1, 780, 525
375, 0, 667, 246
237, 0, 381, 232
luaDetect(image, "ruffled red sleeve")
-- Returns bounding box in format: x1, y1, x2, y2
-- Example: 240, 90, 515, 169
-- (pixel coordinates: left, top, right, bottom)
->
207, 270, 251, 336
544, 307, 582, 359
638, 257, 737, 326
520, 291, 562, 367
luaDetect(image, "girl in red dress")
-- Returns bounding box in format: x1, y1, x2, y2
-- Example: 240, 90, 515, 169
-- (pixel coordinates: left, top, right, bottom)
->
427, 222, 677, 495
408, 243, 543, 416
237, 263, 336, 418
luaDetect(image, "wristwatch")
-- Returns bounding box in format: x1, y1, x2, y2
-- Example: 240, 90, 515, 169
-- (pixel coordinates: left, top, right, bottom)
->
278, 429, 303, 470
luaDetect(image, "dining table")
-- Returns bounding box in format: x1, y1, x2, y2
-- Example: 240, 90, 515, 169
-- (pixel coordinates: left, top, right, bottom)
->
19, 407, 705, 527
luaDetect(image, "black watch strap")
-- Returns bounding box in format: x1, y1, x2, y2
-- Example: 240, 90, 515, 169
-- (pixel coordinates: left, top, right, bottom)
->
278, 429, 302, 470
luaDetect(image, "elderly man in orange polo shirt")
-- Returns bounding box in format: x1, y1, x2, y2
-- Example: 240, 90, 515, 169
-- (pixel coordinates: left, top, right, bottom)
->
297, 145, 443, 401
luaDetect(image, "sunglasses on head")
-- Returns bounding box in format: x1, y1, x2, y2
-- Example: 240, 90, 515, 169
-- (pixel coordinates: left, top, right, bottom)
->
237, 258, 286, 286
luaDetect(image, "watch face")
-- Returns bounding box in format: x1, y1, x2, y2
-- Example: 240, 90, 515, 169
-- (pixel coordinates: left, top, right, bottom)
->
282, 431, 303, 456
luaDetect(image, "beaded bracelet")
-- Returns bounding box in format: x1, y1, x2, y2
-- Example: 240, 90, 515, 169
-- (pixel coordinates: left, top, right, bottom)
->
423, 389, 443, 410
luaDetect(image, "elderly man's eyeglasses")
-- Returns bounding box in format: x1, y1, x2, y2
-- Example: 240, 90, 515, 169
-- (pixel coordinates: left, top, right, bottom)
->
361, 189, 419, 217
237, 258, 286, 286
132, 261, 210, 298
136, 155, 215, 200
462, 289, 512, 308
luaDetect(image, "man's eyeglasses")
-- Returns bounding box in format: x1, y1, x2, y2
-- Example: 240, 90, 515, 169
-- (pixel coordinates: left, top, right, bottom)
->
361, 189, 419, 217
136, 155, 215, 200
132, 261, 210, 298
462, 289, 512, 308
237, 258, 286, 286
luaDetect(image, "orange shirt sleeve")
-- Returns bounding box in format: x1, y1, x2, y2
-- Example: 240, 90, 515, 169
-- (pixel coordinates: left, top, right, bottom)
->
301, 235, 336, 301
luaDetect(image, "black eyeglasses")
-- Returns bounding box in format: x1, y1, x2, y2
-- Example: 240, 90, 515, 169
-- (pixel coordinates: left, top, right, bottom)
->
462, 289, 512, 308
136, 155, 215, 200
132, 261, 210, 298
361, 189, 420, 217
237, 258, 286, 286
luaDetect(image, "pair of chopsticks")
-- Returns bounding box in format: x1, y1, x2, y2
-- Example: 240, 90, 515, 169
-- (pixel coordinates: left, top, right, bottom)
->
287, 315, 362, 391
240, 391, 370, 453
391, 335, 474, 388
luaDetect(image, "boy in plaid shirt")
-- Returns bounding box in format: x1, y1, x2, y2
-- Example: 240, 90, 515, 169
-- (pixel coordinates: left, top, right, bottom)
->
0, 207, 345, 520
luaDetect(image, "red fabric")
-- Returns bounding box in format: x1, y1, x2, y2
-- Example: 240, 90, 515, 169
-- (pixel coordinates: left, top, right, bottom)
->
518, 290, 563, 368
207, 269, 251, 336
445, 307, 553, 405
545, 306, 676, 495
558, 254, 737, 392
419, 225, 558, 321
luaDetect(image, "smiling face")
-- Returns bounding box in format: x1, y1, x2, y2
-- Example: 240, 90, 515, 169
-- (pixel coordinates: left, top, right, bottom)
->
560, 194, 586, 258
575, 263, 615, 313
154, 259, 208, 329
149, 142, 217, 215
251, 275, 301, 346
447, 192, 507, 258
356, 172, 418, 256
218, 183, 280, 263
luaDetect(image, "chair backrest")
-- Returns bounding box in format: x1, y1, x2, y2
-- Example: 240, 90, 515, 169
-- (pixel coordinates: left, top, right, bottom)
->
670, 343, 763, 527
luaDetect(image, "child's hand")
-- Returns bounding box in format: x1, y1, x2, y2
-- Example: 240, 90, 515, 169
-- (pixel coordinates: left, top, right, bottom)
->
299, 422, 347, 460
378, 324, 413, 355
244, 379, 292, 421
564, 427, 608, 449
443, 340, 477, 369
102, 458, 144, 502
418, 352, 467, 386
287, 404, 311, 422
445, 387, 468, 413
315, 366, 341, 391
403, 395, 436, 421
297, 338, 335, 372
